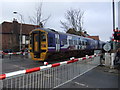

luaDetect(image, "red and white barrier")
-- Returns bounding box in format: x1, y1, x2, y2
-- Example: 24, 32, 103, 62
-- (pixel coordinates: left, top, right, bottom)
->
112, 39, 120, 43
113, 29, 120, 32
0, 52, 30, 55
0, 54, 100, 80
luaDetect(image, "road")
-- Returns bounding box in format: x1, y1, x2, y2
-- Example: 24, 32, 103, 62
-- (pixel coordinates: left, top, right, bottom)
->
57, 66, 120, 88
1, 55, 70, 74
1, 55, 119, 89
1, 55, 44, 73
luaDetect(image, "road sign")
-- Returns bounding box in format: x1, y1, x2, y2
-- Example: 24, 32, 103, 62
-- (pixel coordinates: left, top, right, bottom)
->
103, 43, 111, 52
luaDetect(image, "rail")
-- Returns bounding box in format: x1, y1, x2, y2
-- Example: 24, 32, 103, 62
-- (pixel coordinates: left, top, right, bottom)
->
0, 54, 101, 89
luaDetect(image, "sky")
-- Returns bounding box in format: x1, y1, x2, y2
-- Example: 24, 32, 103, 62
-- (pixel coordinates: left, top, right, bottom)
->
0, 0, 119, 42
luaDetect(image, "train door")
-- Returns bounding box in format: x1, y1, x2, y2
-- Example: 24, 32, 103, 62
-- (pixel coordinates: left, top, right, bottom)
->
32, 31, 41, 58
30, 30, 47, 59
55, 34, 60, 52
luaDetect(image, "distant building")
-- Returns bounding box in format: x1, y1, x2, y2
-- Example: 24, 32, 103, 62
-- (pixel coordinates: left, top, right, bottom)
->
0, 19, 39, 51
87, 36, 99, 40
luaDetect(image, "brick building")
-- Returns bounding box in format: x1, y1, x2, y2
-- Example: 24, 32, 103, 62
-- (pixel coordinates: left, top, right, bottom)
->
0, 19, 39, 51
87, 36, 99, 40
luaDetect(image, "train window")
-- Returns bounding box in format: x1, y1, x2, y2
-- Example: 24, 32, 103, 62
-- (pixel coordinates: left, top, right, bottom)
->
74, 40, 77, 45
42, 35, 46, 41
79, 41, 82, 45
76, 40, 77, 45
78, 40, 81, 45
41, 32, 46, 41
35, 35, 39, 42
87, 42, 89, 45
82, 41, 84, 45
49, 37, 53, 43
69, 40, 73, 45
63, 39, 67, 45
84, 41, 86, 45
41, 32, 45, 34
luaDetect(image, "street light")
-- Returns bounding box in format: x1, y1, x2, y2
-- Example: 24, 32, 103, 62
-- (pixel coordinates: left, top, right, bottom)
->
13, 11, 23, 51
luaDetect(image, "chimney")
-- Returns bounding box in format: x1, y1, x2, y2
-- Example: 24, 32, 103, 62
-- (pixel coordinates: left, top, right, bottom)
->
12, 18, 19, 48
12, 18, 19, 34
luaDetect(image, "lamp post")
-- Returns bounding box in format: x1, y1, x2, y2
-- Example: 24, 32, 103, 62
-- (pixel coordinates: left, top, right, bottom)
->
13, 12, 23, 51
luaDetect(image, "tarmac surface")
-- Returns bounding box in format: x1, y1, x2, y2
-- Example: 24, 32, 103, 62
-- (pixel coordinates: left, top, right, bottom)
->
57, 66, 120, 89
1, 55, 120, 89
1, 55, 44, 73
1, 55, 69, 73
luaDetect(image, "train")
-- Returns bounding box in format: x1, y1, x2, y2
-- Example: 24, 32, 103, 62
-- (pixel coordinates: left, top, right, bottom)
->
29, 28, 105, 61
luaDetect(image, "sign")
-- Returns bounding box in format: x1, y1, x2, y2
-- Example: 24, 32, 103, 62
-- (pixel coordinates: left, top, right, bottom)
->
103, 43, 111, 52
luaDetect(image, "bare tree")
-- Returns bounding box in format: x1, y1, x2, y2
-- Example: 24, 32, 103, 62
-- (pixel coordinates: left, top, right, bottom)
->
29, 3, 51, 27
60, 9, 84, 32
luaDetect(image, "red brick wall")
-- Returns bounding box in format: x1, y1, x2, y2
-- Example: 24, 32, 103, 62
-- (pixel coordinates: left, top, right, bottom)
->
1, 21, 39, 51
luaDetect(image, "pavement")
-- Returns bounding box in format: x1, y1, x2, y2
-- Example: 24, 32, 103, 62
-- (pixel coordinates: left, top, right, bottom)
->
57, 66, 120, 89
1, 55, 44, 73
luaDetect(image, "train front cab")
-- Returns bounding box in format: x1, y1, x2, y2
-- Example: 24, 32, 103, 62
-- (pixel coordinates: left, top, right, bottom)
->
29, 29, 48, 61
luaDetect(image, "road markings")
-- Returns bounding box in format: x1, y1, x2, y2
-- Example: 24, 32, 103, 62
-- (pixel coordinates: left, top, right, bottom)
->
74, 82, 88, 87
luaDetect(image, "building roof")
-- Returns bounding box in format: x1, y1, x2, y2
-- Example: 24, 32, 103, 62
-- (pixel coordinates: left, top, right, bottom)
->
0, 21, 39, 34
87, 36, 99, 40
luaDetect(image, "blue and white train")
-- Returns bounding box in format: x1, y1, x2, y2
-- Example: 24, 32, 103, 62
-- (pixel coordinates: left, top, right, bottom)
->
29, 28, 105, 61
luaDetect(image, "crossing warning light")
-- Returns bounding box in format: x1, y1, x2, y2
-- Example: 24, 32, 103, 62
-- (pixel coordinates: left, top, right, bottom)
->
113, 29, 120, 41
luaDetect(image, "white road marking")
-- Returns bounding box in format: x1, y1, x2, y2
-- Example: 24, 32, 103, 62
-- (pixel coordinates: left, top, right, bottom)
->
74, 82, 88, 87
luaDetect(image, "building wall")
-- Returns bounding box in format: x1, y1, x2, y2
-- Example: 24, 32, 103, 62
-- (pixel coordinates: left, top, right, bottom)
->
1, 20, 39, 51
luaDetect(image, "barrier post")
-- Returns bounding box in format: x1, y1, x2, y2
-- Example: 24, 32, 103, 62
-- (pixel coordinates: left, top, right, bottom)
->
111, 53, 116, 68
2, 54, 4, 58
105, 53, 111, 67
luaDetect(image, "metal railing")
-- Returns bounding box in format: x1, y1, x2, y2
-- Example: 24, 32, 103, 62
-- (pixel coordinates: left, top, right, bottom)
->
0, 54, 100, 89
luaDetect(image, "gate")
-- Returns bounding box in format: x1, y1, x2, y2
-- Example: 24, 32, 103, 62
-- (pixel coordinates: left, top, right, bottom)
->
0, 54, 101, 89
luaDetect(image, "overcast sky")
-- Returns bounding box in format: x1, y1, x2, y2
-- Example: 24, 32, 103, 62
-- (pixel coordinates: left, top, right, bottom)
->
0, 0, 119, 42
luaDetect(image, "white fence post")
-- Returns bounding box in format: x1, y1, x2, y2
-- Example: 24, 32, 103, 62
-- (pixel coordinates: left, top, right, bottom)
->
105, 53, 111, 67
111, 53, 116, 68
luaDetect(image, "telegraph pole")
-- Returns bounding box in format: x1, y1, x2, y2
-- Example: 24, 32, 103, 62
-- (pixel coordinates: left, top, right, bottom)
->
112, 0, 116, 50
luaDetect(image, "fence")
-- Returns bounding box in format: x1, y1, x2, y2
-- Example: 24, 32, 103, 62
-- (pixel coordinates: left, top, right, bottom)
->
0, 51, 29, 59
0, 54, 101, 89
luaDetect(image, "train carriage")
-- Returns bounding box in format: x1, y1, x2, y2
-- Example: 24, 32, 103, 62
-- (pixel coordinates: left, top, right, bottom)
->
29, 28, 105, 61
